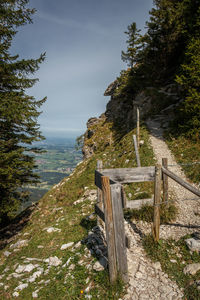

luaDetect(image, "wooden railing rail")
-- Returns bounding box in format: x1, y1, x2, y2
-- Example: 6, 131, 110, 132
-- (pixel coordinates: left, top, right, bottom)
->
95, 166, 155, 186
162, 166, 200, 197
95, 157, 200, 283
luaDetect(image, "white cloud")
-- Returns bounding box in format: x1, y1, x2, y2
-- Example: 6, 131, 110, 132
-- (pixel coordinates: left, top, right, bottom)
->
37, 12, 113, 37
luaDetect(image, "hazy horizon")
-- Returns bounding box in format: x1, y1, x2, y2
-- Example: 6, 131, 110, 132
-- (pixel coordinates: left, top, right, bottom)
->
11, 0, 153, 136
42, 129, 84, 139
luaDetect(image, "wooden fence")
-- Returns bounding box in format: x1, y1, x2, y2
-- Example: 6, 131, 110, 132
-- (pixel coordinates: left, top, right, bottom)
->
95, 163, 128, 284
95, 109, 200, 283
95, 156, 200, 283
153, 159, 200, 242
94, 108, 200, 283
95, 160, 156, 283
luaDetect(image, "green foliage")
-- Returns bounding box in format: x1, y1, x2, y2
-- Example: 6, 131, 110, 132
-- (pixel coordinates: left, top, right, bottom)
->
0, 103, 155, 299
175, 38, 200, 138
117, 0, 200, 139
121, 22, 144, 68
113, 68, 143, 102
144, 0, 199, 81
0, 0, 46, 224
166, 134, 200, 184
143, 88, 178, 116
75, 134, 84, 151
124, 203, 177, 224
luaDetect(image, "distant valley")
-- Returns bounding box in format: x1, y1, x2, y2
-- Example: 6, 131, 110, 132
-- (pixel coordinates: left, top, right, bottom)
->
21, 137, 82, 210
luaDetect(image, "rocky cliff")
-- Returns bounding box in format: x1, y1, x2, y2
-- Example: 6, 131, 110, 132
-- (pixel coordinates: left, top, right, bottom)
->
82, 77, 180, 160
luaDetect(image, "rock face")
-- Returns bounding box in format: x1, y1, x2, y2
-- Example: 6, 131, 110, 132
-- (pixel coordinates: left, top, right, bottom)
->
93, 260, 105, 271
82, 144, 96, 160
4, 251, 11, 257
15, 264, 37, 273
132, 91, 152, 119
104, 81, 181, 133
44, 256, 62, 267
186, 238, 200, 253
82, 114, 105, 159
183, 263, 200, 275
105, 90, 134, 132
10, 240, 28, 249
82, 78, 180, 161
60, 242, 74, 250
86, 117, 100, 128
44, 227, 61, 233
104, 79, 152, 128
15, 283, 28, 291
104, 80, 119, 96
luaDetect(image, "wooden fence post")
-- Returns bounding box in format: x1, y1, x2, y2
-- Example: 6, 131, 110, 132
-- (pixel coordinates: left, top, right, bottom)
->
111, 183, 128, 283
97, 160, 103, 226
101, 176, 117, 283
162, 158, 168, 207
121, 185, 127, 209
133, 135, 141, 167
152, 165, 161, 242
137, 107, 140, 148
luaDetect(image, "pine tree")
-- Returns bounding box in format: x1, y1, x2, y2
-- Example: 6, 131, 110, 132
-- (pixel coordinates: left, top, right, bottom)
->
119, 0, 200, 137
175, 38, 200, 138
121, 22, 143, 68
0, 0, 46, 224
145, 0, 200, 82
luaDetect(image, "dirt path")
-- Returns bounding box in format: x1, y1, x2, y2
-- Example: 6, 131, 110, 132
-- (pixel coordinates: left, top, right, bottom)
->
144, 117, 200, 240
123, 117, 200, 300
123, 220, 184, 300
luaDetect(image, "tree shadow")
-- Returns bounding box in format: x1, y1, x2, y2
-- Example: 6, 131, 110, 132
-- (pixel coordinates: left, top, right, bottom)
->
164, 222, 200, 230
79, 216, 97, 232
0, 203, 38, 250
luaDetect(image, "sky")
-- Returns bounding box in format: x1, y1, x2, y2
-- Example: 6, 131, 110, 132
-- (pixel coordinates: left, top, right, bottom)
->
12, 0, 153, 138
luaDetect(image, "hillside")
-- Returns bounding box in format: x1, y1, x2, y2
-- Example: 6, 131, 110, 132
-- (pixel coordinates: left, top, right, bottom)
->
0, 75, 200, 299
0, 94, 156, 299
0, 2, 200, 298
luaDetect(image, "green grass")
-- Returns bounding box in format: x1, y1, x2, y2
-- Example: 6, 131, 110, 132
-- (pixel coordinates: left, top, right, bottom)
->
0, 119, 133, 299
166, 134, 200, 184
0, 118, 179, 299
124, 203, 177, 224
143, 234, 200, 300
0, 189, 125, 299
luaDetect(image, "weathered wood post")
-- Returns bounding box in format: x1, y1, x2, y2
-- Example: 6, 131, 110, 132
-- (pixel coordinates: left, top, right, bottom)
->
101, 176, 117, 283
152, 164, 161, 242
121, 185, 127, 209
97, 160, 103, 226
133, 135, 141, 167
111, 183, 128, 283
137, 107, 140, 148
162, 158, 168, 207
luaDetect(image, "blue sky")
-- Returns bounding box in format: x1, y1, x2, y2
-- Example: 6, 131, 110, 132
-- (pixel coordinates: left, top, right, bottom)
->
12, 0, 153, 138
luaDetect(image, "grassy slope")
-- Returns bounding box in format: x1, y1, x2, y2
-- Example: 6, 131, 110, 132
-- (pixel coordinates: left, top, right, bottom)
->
1, 114, 197, 299
0, 120, 155, 300
166, 134, 200, 184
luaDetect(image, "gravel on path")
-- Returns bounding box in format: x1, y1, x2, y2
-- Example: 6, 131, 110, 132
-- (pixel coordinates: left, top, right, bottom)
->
123, 221, 184, 300
123, 117, 200, 299
144, 118, 200, 240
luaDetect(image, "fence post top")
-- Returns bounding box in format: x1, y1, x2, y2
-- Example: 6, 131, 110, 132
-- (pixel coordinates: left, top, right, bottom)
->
97, 160, 103, 168
155, 164, 161, 169
110, 182, 122, 189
